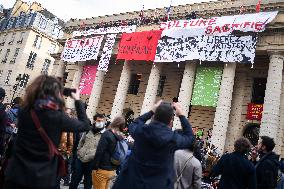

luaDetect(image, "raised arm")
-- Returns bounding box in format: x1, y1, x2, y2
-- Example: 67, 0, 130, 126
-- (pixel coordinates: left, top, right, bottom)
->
60, 100, 91, 132
128, 111, 154, 136
173, 103, 195, 149
129, 100, 162, 137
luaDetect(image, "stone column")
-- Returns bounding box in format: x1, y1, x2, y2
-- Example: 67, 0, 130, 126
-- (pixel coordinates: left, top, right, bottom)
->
66, 63, 83, 109
211, 63, 236, 153
224, 71, 247, 152
86, 70, 106, 120
140, 64, 162, 115
110, 61, 131, 120
173, 61, 197, 129
277, 72, 284, 155
260, 53, 284, 144
51, 60, 65, 78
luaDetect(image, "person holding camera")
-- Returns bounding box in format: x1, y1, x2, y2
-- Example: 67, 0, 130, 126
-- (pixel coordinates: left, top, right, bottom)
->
4, 75, 91, 189
113, 100, 195, 189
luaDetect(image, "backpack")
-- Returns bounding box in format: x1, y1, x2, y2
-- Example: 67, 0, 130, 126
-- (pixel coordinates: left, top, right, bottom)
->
110, 133, 128, 166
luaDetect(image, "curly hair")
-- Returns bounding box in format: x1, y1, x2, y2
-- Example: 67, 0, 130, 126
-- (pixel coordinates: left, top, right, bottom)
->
234, 137, 252, 154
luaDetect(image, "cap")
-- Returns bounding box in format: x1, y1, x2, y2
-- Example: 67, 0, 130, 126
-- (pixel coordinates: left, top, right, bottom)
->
0, 87, 5, 98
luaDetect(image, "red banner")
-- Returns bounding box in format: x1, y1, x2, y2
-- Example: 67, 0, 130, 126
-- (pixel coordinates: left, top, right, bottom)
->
79, 65, 97, 95
246, 103, 263, 121
117, 30, 162, 61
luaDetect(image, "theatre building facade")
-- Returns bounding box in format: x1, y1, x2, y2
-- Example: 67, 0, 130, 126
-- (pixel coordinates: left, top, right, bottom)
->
52, 0, 284, 157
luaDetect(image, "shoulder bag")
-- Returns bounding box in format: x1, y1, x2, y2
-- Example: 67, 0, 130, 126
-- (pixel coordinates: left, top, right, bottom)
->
31, 110, 67, 177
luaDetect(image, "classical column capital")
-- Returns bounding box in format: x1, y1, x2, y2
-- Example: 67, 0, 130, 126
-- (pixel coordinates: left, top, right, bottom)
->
267, 51, 284, 60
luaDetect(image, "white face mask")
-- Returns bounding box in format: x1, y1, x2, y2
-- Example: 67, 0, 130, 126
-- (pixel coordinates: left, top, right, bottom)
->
95, 122, 105, 129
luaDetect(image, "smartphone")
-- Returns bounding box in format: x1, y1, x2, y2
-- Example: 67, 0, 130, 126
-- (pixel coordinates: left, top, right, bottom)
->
63, 88, 76, 97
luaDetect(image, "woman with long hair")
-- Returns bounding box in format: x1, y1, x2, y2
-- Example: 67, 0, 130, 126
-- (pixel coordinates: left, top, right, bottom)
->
4, 75, 91, 189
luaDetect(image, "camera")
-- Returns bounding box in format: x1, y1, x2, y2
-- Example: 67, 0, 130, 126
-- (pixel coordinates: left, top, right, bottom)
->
63, 88, 77, 97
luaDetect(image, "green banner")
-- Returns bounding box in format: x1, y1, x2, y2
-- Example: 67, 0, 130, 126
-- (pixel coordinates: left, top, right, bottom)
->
191, 66, 223, 107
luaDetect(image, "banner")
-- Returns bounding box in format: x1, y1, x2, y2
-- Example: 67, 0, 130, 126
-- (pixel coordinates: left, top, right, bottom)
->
117, 30, 162, 61
98, 34, 117, 71
246, 103, 263, 121
191, 67, 223, 107
160, 11, 278, 37
79, 65, 97, 95
61, 36, 104, 62
72, 25, 136, 37
155, 35, 257, 64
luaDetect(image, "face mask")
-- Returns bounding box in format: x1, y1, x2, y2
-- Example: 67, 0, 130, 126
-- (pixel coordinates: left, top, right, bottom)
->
95, 122, 105, 129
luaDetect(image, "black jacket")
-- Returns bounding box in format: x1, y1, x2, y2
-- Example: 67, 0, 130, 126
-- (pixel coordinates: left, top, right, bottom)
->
5, 100, 91, 188
93, 129, 117, 171
0, 102, 7, 155
212, 152, 257, 189
255, 152, 280, 189
113, 111, 195, 189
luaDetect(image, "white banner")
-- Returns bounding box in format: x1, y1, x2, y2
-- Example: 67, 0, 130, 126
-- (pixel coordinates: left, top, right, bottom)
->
155, 35, 257, 64
160, 11, 278, 37
98, 34, 117, 71
61, 36, 104, 62
72, 25, 137, 37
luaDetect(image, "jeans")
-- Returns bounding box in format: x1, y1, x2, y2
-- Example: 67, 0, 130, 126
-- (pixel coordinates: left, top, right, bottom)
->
69, 158, 93, 189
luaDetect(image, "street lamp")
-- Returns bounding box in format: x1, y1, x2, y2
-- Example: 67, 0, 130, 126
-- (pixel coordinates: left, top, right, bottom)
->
11, 74, 22, 104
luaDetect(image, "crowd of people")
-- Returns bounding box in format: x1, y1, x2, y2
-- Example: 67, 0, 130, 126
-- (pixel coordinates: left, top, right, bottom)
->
0, 75, 283, 189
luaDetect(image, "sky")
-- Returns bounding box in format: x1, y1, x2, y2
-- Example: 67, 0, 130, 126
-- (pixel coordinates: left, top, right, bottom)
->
1, 0, 217, 21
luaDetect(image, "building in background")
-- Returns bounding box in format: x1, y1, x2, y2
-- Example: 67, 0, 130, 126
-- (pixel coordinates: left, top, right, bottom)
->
55, 0, 284, 157
0, 0, 64, 103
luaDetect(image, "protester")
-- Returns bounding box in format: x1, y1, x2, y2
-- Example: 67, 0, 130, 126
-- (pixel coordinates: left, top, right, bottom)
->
6, 97, 22, 126
113, 101, 195, 189
92, 116, 126, 189
0, 88, 7, 157
4, 75, 91, 189
251, 136, 280, 189
57, 108, 75, 187
69, 113, 105, 189
211, 137, 256, 189
174, 138, 202, 189
276, 159, 284, 189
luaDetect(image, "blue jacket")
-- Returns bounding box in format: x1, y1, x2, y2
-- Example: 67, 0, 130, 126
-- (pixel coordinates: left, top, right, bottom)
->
113, 111, 195, 189
212, 152, 256, 189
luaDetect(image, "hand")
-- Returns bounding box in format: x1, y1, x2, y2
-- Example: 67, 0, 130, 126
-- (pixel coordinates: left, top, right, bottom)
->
71, 88, 80, 100
173, 103, 184, 117
151, 100, 162, 113
10, 123, 16, 128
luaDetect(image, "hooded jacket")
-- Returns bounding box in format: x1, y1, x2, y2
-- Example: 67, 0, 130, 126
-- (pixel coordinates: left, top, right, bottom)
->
255, 152, 280, 189
113, 111, 195, 189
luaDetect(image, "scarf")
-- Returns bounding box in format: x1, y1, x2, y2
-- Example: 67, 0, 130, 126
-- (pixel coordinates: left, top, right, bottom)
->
34, 96, 60, 111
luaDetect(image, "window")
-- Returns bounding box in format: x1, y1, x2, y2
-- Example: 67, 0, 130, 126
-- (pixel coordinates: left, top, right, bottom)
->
8, 33, 16, 44
10, 48, 20, 64
0, 33, 7, 46
41, 59, 51, 74
128, 74, 142, 95
17, 32, 25, 44
24, 13, 34, 26
6, 18, 15, 29
2, 49, 10, 63
48, 43, 56, 54
39, 16, 47, 29
19, 73, 30, 88
26, 51, 37, 69
5, 70, 12, 85
0, 70, 3, 78
0, 49, 2, 56
52, 26, 60, 38
157, 76, 166, 97
251, 78, 267, 104
33, 35, 42, 49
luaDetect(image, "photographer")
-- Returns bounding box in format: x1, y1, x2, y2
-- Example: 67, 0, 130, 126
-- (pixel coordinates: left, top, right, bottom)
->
4, 75, 91, 189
